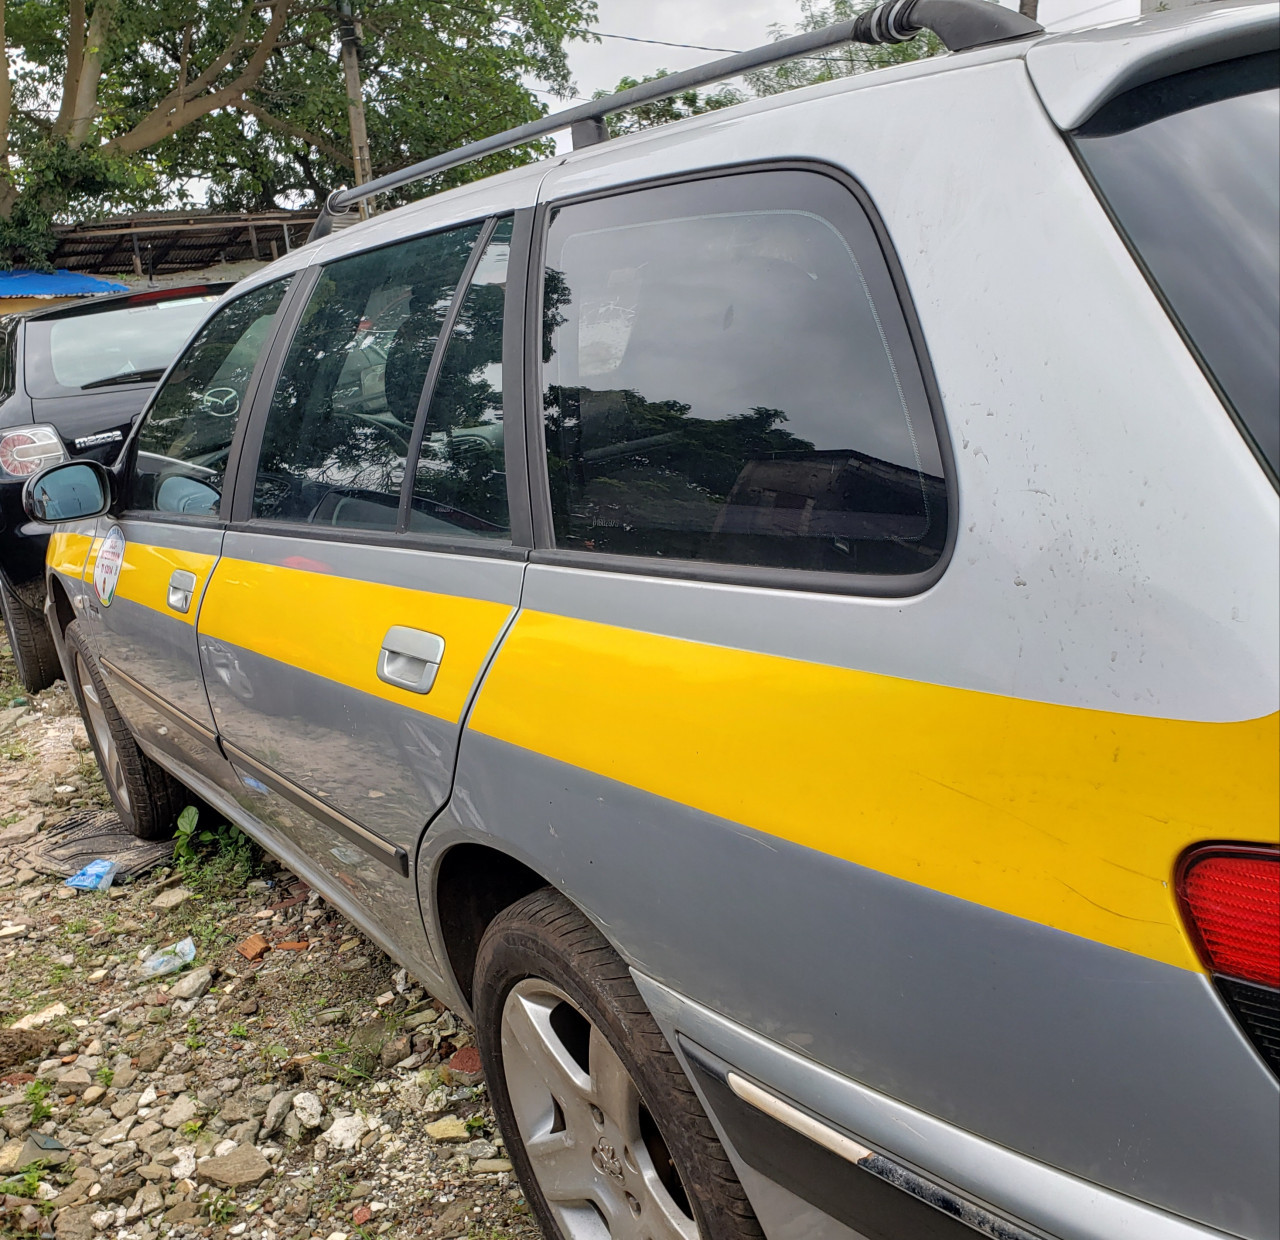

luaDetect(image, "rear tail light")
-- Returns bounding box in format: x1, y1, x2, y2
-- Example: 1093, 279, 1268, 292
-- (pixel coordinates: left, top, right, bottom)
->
1178, 846, 1280, 988
1178, 846, 1280, 1077
0, 425, 67, 478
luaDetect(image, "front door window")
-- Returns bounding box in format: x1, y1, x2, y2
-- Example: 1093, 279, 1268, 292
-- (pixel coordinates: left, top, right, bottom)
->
128, 279, 292, 517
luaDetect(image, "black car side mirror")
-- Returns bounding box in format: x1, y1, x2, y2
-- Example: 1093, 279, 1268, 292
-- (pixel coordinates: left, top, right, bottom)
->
23, 460, 112, 524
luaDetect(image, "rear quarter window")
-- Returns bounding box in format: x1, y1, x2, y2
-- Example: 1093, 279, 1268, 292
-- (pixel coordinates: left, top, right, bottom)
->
539, 169, 949, 584
1073, 52, 1280, 480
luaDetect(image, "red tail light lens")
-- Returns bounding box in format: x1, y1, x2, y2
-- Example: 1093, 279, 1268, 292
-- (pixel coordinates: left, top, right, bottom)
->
0, 425, 66, 478
1178, 847, 1280, 988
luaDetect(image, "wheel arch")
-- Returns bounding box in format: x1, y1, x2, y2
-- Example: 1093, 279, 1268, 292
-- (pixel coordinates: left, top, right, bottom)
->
431, 841, 551, 1009
47, 572, 75, 636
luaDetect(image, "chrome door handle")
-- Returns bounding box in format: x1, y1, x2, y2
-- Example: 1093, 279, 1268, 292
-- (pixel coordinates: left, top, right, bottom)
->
377, 626, 445, 694
167, 570, 197, 614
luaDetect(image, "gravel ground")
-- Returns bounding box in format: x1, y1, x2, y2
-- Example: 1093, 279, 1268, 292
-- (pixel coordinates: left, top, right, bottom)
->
0, 634, 544, 1240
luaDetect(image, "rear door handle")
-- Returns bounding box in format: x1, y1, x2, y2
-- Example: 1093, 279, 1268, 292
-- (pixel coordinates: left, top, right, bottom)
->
167, 570, 198, 614
377, 626, 445, 694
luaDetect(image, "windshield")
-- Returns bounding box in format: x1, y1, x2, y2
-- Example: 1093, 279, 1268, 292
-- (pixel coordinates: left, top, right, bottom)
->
1073, 52, 1280, 479
22, 295, 221, 397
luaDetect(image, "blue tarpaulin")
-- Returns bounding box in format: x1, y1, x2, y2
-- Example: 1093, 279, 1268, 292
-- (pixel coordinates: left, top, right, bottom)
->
0, 269, 129, 298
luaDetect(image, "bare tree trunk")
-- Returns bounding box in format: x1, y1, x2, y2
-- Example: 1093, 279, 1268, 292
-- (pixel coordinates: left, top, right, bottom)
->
0, 0, 13, 220
0, 0, 10, 170
1019, 0, 1039, 20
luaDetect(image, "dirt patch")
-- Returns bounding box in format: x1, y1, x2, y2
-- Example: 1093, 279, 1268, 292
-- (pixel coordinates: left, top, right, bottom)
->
0, 634, 542, 1240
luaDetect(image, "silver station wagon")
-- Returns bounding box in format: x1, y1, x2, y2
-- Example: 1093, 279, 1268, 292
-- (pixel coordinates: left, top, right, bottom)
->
24, 2, 1280, 1237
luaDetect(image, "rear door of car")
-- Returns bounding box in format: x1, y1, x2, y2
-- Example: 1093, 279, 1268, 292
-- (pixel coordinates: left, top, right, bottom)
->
196, 210, 531, 955
80, 279, 296, 786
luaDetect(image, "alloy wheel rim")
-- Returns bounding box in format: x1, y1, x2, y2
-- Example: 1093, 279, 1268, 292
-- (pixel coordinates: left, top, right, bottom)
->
501, 978, 698, 1240
73, 651, 130, 815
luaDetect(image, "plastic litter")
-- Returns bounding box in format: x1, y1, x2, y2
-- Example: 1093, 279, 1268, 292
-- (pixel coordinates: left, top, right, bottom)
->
64, 858, 119, 891
139, 936, 196, 977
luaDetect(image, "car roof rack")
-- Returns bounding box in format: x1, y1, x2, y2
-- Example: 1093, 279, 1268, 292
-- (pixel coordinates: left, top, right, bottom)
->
309, 0, 1041, 240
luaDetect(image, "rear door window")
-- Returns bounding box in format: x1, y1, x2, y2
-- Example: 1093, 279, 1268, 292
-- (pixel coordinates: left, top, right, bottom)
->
539, 170, 948, 579
1074, 53, 1280, 478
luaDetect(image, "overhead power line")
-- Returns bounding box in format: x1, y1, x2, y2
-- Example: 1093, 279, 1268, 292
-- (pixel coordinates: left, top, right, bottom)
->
576, 30, 744, 55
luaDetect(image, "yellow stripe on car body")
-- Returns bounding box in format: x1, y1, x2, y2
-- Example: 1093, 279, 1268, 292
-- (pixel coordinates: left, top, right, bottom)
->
469, 610, 1280, 973
113, 542, 218, 624
199, 557, 513, 725
47, 530, 94, 581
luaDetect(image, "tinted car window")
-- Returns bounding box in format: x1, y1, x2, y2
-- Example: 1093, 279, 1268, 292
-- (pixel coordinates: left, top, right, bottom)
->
129, 280, 291, 517
540, 171, 948, 577
1075, 53, 1280, 477
409, 217, 513, 540
22, 296, 221, 397
252, 224, 480, 530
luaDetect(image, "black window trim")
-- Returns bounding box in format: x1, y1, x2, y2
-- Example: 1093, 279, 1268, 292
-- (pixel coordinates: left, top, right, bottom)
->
225, 208, 538, 549
523, 158, 958, 600
119, 271, 305, 527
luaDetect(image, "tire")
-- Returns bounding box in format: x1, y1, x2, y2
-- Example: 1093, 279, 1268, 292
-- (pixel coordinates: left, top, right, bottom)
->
64, 619, 184, 840
0, 576, 61, 695
474, 888, 764, 1240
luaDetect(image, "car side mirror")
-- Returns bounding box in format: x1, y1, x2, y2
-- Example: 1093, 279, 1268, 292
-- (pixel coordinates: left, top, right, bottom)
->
23, 460, 112, 524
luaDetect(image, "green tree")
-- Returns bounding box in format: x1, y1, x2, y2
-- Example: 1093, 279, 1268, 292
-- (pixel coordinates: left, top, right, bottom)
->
747, 0, 942, 97
590, 1, 941, 139
595, 70, 745, 138
0, 0, 597, 266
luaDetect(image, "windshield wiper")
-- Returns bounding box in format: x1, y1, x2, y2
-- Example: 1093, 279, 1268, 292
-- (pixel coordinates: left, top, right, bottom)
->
81, 368, 167, 390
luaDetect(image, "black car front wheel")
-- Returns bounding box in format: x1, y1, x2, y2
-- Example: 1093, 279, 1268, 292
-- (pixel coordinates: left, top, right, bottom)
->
0, 576, 61, 695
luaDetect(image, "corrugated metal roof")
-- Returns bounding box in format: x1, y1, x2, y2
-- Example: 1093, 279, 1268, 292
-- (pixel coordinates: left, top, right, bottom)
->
50, 210, 319, 277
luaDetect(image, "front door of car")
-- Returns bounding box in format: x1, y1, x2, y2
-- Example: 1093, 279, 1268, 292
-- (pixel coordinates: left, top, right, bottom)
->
82, 278, 295, 790
196, 215, 525, 955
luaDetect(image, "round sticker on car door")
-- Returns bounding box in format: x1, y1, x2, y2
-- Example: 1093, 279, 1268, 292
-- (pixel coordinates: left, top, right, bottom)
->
93, 525, 126, 606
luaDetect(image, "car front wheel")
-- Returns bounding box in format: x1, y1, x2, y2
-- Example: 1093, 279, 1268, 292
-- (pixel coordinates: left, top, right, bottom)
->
0, 576, 60, 695
64, 619, 183, 840
473, 888, 764, 1240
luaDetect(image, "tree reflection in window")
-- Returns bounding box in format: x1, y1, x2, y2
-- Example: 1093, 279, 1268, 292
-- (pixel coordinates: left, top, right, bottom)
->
541, 173, 948, 577
410, 218, 513, 538
254, 224, 481, 530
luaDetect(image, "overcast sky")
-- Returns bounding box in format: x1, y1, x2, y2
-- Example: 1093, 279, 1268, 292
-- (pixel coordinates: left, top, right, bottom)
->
555, 0, 1139, 102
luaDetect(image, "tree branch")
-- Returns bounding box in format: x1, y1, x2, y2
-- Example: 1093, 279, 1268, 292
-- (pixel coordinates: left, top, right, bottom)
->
68, 0, 117, 146
53, 0, 87, 137
233, 98, 353, 168
177, 23, 193, 97
104, 1, 293, 155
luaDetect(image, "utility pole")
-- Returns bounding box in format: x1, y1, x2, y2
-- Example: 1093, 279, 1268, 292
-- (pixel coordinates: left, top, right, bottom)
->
337, 0, 373, 218
1018, 0, 1038, 19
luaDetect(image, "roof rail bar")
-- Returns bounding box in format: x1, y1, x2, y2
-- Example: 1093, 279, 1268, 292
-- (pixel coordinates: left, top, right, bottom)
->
309, 0, 1040, 241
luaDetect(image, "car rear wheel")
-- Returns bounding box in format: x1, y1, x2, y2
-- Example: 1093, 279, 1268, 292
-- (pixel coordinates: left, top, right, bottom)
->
0, 577, 60, 695
64, 619, 183, 840
473, 888, 764, 1240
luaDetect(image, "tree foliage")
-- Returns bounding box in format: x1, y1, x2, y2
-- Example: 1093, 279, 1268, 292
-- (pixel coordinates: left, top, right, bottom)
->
0, 0, 597, 266
595, 71, 745, 139
748, 0, 942, 96
599, 0, 941, 136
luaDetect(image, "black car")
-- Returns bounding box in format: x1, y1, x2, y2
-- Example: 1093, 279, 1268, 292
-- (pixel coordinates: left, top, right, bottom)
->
0, 284, 229, 691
